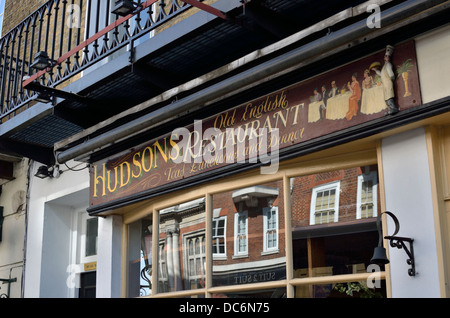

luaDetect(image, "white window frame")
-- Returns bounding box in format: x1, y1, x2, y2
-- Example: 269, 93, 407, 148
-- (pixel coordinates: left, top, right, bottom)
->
262, 206, 279, 253
79, 212, 98, 264
184, 232, 206, 289
356, 171, 378, 219
310, 181, 340, 225
158, 240, 169, 292
212, 216, 227, 260
234, 211, 248, 257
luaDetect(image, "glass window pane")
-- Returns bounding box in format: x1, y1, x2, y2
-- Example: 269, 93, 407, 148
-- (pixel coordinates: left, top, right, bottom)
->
158, 198, 206, 293
127, 216, 153, 297
295, 281, 386, 298
291, 165, 385, 288
85, 218, 98, 257
212, 180, 285, 288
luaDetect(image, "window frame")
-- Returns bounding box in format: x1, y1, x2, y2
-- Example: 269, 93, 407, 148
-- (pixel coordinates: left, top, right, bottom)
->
309, 181, 341, 225
79, 212, 98, 264
183, 231, 206, 290
356, 171, 378, 219
233, 210, 248, 257
262, 206, 279, 253
122, 146, 387, 298
212, 216, 227, 259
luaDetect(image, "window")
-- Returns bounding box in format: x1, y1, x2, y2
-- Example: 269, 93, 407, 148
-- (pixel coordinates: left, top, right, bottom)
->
234, 211, 248, 256
357, 171, 378, 219
212, 182, 286, 291
310, 182, 340, 225
85, 218, 98, 257
263, 207, 278, 253
80, 213, 98, 263
125, 160, 386, 298
212, 216, 227, 259
186, 235, 206, 289
157, 198, 206, 293
158, 242, 168, 293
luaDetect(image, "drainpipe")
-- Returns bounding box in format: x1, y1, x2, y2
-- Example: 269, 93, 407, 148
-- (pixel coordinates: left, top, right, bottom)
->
56, 0, 449, 164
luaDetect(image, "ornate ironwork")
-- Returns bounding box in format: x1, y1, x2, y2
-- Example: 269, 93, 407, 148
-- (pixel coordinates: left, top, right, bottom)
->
385, 235, 416, 276
0, 0, 196, 121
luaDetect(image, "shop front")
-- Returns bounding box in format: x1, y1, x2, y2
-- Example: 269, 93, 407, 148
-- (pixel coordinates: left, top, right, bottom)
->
82, 29, 450, 298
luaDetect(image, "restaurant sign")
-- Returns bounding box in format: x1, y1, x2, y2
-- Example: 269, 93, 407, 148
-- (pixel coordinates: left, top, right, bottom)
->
89, 41, 421, 209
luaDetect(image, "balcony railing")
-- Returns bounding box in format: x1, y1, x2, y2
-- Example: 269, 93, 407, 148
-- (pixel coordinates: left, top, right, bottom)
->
0, 0, 196, 122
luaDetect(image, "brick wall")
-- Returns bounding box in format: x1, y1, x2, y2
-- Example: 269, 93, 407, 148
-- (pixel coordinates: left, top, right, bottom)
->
2, 0, 46, 36
212, 180, 286, 267
291, 165, 380, 227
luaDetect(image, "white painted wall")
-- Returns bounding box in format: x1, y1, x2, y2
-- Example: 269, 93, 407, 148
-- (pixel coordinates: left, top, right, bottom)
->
24, 160, 123, 298
24, 160, 90, 298
381, 128, 441, 297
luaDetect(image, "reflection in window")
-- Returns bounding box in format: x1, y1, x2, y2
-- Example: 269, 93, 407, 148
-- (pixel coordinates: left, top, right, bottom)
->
310, 182, 340, 225
263, 207, 278, 252
158, 242, 168, 292
186, 235, 206, 289
295, 281, 385, 298
234, 211, 248, 256
127, 217, 152, 297
158, 198, 206, 293
357, 169, 378, 219
291, 165, 385, 298
212, 182, 286, 290
213, 216, 227, 258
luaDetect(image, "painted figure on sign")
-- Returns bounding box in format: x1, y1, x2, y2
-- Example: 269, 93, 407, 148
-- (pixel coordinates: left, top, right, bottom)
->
371, 45, 398, 115
346, 73, 361, 121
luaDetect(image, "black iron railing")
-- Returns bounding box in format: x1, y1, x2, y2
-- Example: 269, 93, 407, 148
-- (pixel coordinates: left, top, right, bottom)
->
0, 0, 194, 122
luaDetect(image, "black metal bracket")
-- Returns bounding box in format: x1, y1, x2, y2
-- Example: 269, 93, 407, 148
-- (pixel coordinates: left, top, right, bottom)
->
0, 278, 17, 298
385, 235, 416, 276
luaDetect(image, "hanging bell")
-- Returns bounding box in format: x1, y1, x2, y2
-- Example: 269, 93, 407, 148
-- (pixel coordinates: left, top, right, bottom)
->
371, 246, 390, 265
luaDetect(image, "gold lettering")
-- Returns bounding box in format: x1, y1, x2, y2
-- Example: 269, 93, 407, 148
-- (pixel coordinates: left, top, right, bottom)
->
107, 167, 119, 193
119, 161, 130, 188
214, 109, 236, 129
132, 152, 142, 178
93, 163, 106, 197
142, 146, 154, 172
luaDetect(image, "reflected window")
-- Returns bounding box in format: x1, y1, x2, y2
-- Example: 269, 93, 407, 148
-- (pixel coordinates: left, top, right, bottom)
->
263, 207, 278, 253
158, 242, 168, 292
291, 165, 385, 297
186, 235, 206, 289
357, 170, 378, 219
310, 181, 340, 225
158, 198, 206, 293
213, 216, 227, 258
234, 211, 248, 257
212, 182, 286, 288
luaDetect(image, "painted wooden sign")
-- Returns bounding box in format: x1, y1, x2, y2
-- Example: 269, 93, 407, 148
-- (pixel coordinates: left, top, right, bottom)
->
89, 41, 421, 208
